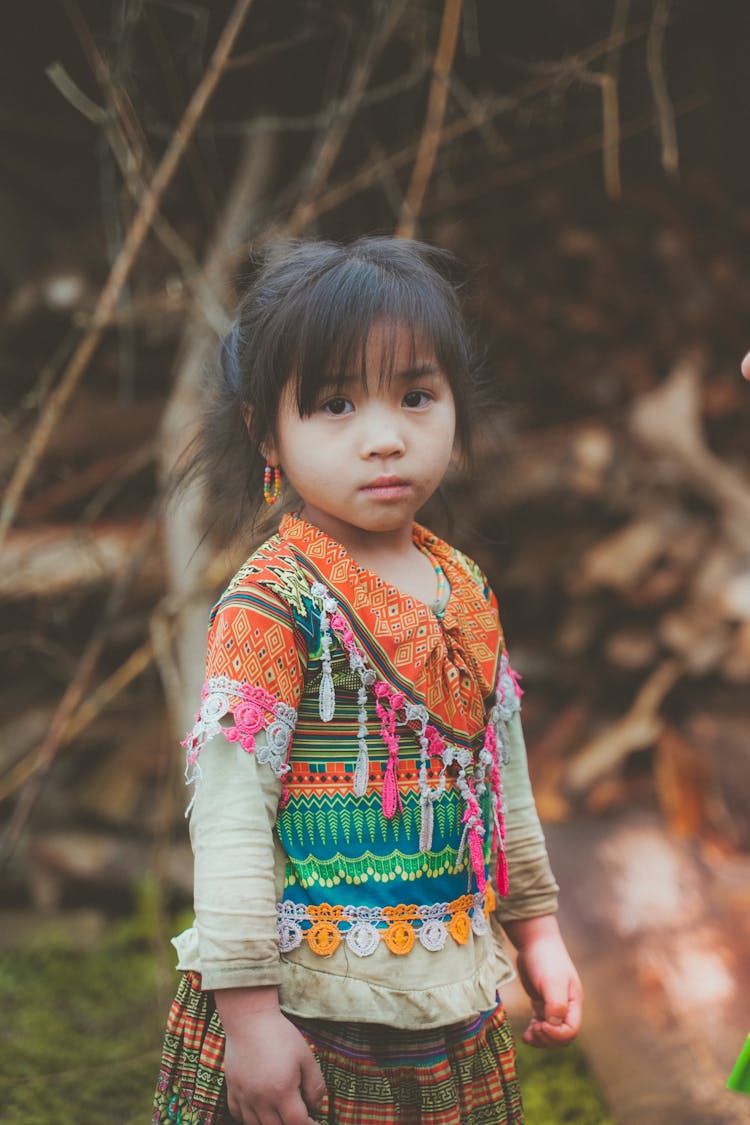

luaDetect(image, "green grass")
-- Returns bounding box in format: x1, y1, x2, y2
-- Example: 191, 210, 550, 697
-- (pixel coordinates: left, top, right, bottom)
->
514, 1035, 613, 1124
0, 895, 611, 1124
0, 919, 170, 1124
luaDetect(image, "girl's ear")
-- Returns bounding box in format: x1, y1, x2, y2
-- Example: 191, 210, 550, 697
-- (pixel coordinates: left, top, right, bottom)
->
243, 403, 281, 466
261, 441, 280, 466
258, 432, 280, 467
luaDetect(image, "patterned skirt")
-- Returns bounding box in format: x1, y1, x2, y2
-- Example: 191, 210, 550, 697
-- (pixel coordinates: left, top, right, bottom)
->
153, 970, 524, 1125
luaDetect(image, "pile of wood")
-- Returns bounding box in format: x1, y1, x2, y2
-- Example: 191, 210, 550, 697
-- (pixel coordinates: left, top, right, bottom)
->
450, 186, 750, 1121
458, 189, 750, 851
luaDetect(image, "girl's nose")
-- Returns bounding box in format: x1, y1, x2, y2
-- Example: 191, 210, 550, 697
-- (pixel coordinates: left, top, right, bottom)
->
359, 408, 406, 459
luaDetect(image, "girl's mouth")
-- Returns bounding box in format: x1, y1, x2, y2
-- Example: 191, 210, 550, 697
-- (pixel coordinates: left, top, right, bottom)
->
361, 476, 410, 499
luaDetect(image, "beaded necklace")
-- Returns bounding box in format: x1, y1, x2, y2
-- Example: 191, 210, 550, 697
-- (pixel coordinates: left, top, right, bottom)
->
417, 541, 449, 616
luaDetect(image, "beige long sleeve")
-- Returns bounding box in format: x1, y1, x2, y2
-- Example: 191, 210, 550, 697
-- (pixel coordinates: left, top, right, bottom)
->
188, 732, 283, 990
494, 711, 559, 923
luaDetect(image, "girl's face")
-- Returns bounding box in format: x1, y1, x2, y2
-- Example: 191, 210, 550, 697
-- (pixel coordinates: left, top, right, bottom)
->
265, 321, 456, 551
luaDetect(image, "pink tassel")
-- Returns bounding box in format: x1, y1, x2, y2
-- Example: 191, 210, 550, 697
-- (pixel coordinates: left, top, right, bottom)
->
469, 826, 487, 893
507, 661, 524, 701
382, 755, 402, 818
492, 795, 508, 897
376, 691, 402, 819
495, 849, 509, 897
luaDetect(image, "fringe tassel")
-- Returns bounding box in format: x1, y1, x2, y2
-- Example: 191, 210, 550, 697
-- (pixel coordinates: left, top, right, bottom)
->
469, 826, 487, 894
376, 689, 402, 819
493, 795, 508, 896
382, 755, 402, 818
318, 672, 335, 722
495, 847, 509, 897
419, 791, 435, 852
317, 605, 335, 722
353, 739, 369, 797
456, 822, 469, 870
312, 581, 336, 722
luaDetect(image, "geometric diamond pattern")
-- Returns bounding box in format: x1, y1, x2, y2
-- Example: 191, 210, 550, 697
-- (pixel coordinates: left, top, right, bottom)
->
281, 513, 505, 742
205, 599, 304, 706
206, 513, 508, 750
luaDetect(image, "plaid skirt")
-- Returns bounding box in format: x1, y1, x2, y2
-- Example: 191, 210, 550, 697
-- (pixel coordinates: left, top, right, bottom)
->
152, 970, 524, 1125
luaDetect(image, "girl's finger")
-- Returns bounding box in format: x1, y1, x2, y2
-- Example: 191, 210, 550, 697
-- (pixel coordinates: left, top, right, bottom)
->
741, 351, 750, 381
565, 981, 584, 1037
524, 1014, 578, 1048
248, 1107, 266, 1125
548, 1018, 579, 1045
277, 1093, 319, 1125
299, 1050, 327, 1115
542, 989, 570, 1026
522, 1023, 556, 1048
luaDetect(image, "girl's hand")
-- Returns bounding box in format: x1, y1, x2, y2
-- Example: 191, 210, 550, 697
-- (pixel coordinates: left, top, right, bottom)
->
503, 914, 583, 1049
215, 987, 326, 1124
742, 351, 750, 381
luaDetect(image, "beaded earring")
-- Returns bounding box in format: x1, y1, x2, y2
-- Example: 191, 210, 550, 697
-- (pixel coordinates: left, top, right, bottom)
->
263, 463, 282, 505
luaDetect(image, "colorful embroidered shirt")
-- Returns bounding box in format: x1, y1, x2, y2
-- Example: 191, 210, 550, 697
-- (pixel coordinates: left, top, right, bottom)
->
173, 514, 559, 1028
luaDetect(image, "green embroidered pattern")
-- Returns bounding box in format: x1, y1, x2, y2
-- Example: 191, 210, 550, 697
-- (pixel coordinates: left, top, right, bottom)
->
263, 560, 314, 619
284, 842, 466, 889
222, 539, 313, 618
278, 788, 463, 854
223, 534, 283, 594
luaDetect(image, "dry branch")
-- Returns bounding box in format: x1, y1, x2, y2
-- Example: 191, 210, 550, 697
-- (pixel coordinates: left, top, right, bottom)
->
159, 129, 278, 741
397, 0, 464, 237
647, 0, 679, 177
21, 446, 154, 523
422, 92, 702, 213
630, 356, 750, 551
0, 0, 254, 549
563, 659, 684, 798
0, 513, 161, 861
282, 0, 408, 236
28, 831, 192, 909
64, 0, 230, 335
0, 519, 162, 601
547, 812, 750, 1124
241, 23, 649, 248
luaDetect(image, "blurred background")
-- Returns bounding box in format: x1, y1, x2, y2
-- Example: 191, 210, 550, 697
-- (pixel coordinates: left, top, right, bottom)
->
1, 2, 749, 1122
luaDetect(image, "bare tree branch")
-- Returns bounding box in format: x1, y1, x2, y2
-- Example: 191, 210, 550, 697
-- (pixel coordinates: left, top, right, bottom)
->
64, 0, 230, 334
647, 0, 679, 176
397, 0, 463, 238
0, 511, 161, 861
249, 22, 649, 241
0, 0, 254, 549
421, 93, 702, 214
284, 0, 409, 236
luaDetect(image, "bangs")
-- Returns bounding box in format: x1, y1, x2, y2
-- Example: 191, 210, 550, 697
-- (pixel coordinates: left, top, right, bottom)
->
257, 239, 474, 447
289, 272, 468, 412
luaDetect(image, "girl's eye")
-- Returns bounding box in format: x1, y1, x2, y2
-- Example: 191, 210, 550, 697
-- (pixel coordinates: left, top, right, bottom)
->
322, 396, 353, 416
403, 389, 432, 409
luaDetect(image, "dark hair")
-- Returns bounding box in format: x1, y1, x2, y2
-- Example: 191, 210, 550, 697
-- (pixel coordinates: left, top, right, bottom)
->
193, 236, 482, 544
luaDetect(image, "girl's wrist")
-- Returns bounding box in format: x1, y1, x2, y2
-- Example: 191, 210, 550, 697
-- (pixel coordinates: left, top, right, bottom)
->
213, 985, 281, 1033
503, 912, 561, 952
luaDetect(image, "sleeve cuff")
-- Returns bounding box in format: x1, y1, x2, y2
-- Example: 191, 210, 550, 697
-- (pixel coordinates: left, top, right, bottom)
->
198, 960, 283, 991
494, 856, 559, 922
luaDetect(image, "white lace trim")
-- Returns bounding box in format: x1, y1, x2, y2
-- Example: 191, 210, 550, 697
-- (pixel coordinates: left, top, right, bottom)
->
276, 891, 489, 956
183, 674, 297, 813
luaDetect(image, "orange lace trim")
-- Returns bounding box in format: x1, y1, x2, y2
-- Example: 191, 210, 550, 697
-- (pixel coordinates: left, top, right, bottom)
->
277, 890, 495, 958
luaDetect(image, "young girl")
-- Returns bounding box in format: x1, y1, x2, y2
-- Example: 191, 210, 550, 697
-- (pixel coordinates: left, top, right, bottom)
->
153, 237, 582, 1125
